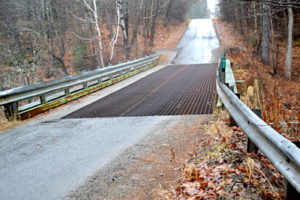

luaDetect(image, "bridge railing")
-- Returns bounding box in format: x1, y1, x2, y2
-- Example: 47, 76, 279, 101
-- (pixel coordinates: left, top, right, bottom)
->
0, 54, 159, 120
216, 51, 300, 198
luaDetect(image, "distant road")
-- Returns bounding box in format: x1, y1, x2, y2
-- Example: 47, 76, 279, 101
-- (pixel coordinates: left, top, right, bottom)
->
172, 19, 220, 64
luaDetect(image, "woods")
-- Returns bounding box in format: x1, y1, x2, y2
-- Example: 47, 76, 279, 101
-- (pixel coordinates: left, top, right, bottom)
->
0, 0, 198, 90
219, 0, 299, 80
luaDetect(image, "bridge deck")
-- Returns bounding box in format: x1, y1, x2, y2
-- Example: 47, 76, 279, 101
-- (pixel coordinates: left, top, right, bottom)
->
63, 64, 217, 118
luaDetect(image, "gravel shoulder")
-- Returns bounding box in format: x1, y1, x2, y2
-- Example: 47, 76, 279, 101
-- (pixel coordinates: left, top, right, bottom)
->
64, 115, 213, 200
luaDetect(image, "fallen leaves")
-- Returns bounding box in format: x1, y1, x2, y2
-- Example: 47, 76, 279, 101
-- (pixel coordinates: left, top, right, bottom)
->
160, 111, 285, 200
214, 18, 300, 141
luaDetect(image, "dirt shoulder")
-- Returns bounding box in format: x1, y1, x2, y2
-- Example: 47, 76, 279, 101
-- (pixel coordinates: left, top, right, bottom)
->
160, 111, 285, 199
64, 115, 212, 200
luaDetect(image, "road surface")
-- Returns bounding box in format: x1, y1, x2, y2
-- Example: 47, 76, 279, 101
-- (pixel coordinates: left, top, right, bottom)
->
172, 19, 220, 64
64, 64, 216, 118
0, 19, 220, 200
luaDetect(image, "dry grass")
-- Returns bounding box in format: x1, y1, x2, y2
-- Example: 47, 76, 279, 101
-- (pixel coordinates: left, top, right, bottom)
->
214, 18, 300, 140
160, 110, 284, 200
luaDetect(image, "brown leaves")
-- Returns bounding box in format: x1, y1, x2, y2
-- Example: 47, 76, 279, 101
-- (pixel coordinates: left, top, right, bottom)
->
170, 147, 176, 162
160, 112, 284, 200
215, 16, 299, 140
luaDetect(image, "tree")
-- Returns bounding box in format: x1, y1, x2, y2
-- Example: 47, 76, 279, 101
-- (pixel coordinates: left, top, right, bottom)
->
0, 0, 196, 90
285, 0, 293, 80
262, 2, 270, 64
219, 0, 299, 79
82, 0, 105, 68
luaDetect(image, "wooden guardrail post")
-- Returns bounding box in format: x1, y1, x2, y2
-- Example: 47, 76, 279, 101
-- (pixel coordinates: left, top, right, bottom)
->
219, 67, 225, 83
4, 102, 18, 120
285, 141, 300, 200
245, 78, 263, 154
40, 94, 46, 104
83, 81, 88, 89
65, 88, 70, 96
247, 109, 260, 154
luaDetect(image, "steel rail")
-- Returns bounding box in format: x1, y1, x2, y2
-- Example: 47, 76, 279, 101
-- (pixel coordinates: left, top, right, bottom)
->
0, 54, 159, 118
216, 60, 300, 193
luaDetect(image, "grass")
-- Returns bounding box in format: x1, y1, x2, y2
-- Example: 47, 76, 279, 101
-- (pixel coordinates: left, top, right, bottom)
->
0, 118, 22, 132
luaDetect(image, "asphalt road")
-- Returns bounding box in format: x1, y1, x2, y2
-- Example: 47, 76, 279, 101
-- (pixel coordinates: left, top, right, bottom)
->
172, 19, 220, 64
0, 19, 220, 200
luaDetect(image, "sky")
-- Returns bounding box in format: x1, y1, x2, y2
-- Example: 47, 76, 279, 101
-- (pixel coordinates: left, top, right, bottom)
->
207, 0, 218, 17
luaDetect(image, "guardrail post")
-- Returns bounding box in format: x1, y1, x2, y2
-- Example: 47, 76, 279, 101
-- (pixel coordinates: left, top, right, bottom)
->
65, 88, 70, 96
4, 102, 18, 120
219, 67, 225, 83
83, 82, 88, 89
40, 95, 46, 104
247, 109, 261, 154
285, 142, 300, 200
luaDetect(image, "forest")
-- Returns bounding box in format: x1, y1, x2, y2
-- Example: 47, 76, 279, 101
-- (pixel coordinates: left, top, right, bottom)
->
0, 0, 200, 90
219, 0, 300, 80
217, 0, 300, 137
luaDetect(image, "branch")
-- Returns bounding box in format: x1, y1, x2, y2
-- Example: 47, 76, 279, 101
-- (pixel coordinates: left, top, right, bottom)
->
71, 32, 96, 41
67, 8, 95, 24
82, 0, 95, 14
143, 0, 171, 20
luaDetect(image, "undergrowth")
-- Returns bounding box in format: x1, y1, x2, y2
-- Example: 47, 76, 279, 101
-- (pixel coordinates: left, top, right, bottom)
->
159, 110, 285, 199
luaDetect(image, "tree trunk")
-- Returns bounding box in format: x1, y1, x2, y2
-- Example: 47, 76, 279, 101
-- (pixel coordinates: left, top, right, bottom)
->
103, 0, 113, 38
262, 2, 270, 64
285, 3, 293, 80
93, 0, 105, 68
109, 0, 121, 64
252, 2, 258, 54
119, 0, 129, 60
164, 0, 172, 27
149, 0, 158, 46
130, 0, 144, 46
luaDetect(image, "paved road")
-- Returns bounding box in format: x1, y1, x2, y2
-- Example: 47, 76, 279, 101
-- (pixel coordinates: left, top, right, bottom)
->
172, 19, 220, 64
0, 19, 220, 200
0, 117, 170, 200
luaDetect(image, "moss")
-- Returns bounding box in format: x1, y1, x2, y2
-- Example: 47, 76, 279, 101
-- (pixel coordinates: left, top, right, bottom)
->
281, 37, 300, 46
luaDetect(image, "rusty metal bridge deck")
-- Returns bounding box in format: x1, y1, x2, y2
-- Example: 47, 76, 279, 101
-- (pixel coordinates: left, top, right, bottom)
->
63, 64, 217, 118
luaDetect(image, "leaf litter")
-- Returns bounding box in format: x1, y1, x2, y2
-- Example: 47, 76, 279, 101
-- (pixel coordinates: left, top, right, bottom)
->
159, 110, 285, 200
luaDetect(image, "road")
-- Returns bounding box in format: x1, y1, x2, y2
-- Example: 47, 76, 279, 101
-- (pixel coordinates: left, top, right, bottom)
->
172, 19, 220, 64
0, 19, 220, 200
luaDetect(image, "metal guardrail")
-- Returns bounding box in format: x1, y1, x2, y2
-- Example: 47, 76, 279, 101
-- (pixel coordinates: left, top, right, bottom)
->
0, 54, 159, 120
216, 54, 300, 195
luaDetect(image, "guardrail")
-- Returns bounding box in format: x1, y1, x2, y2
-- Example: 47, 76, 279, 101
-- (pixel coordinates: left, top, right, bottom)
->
0, 54, 159, 120
216, 52, 300, 198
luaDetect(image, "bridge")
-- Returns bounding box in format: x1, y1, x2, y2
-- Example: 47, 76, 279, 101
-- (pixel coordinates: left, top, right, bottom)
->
0, 19, 220, 200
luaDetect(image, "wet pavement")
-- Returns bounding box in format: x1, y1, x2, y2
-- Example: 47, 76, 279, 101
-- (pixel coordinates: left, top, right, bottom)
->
172, 19, 220, 64
0, 117, 173, 200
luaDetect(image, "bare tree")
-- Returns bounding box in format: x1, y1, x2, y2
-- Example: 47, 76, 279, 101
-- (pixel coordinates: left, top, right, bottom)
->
82, 0, 105, 68
285, 0, 293, 80
109, 0, 121, 64
262, 2, 270, 64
